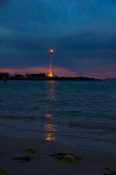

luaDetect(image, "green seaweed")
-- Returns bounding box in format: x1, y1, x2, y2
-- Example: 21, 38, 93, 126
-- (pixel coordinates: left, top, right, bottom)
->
24, 148, 36, 155
106, 166, 116, 172
0, 168, 6, 174
50, 153, 82, 164
12, 156, 31, 163
104, 166, 116, 175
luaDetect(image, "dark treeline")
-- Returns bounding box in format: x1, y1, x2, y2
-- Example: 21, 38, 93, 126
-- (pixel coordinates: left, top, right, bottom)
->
0, 72, 101, 81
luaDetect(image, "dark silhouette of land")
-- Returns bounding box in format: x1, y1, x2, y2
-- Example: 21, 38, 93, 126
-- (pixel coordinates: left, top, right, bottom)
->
0, 73, 101, 81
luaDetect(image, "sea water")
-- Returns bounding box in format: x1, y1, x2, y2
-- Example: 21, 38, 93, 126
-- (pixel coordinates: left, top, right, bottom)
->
0, 80, 116, 153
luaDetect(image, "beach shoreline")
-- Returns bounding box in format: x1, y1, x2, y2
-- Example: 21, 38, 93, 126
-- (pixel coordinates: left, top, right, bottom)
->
0, 135, 116, 175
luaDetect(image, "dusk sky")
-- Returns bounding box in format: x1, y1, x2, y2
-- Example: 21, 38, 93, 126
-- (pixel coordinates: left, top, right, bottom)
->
0, 0, 116, 78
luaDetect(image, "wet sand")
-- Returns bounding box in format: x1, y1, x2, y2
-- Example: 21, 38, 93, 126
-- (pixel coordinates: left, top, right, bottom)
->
0, 135, 116, 175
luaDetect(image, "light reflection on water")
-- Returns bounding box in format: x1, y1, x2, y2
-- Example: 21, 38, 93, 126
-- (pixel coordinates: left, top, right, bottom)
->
0, 81, 116, 152
45, 122, 57, 142
46, 80, 57, 101
44, 81, 58, 142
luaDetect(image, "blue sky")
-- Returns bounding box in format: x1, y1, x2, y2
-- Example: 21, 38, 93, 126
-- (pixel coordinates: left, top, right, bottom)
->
0, 0, 116, 78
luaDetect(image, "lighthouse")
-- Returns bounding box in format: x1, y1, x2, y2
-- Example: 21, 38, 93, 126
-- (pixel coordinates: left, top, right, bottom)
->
48, 48, 54, 77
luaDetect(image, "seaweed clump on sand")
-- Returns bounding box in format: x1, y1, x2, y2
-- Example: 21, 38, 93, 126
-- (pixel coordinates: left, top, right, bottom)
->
12, 156, 31, 163
12, 147, 37, 163
0, 168, 7, 174
50, 153, 82, 164
24, 148, 36, 155
104, 166, 116, 175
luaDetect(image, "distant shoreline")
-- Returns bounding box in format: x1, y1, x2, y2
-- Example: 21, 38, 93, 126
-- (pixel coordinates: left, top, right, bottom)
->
0, 77, 101, 81
0, 78, 101, 81
0, 73, 102, 81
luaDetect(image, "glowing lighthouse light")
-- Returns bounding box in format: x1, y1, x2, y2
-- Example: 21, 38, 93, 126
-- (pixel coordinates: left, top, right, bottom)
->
48, 48, 54, 78
49, 49, 54, 54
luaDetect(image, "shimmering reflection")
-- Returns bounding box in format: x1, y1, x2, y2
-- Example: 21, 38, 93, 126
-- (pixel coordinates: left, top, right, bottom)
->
44, 113, 57, 142
47, 81, 57, 101
46, 113, 54, 120
44, 81, 58, 142
45, 122, 57, 142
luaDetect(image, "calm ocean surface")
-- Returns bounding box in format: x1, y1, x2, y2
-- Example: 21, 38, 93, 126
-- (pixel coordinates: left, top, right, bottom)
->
0, 80, 116, 153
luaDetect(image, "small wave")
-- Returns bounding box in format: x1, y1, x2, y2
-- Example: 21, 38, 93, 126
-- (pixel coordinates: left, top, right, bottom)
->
0, 115, 41, 121
68, 122, 116, 132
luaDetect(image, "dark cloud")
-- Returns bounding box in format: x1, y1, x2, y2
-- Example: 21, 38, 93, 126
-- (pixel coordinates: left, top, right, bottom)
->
0, 0, 9, 7
0, 0, 116, 77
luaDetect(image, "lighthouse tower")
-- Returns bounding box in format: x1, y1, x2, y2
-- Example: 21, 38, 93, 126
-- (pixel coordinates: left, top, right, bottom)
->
48, 48, 54, 77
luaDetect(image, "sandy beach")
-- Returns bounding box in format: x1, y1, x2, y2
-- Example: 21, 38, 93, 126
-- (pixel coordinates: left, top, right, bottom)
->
0, 135, 116, 175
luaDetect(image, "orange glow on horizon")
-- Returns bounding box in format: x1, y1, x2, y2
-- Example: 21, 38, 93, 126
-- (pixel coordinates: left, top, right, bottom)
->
48, 70, 53, 77
0, 66, 77, 77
